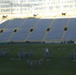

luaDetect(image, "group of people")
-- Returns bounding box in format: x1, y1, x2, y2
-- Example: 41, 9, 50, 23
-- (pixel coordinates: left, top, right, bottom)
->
17, 48, 52, 69
18, 50, 33, 59
27, 48, 52, 69
27, 59, 42, 69
0, 50, 9, 57
18, 48, 52, 60
1, 48, 76, 69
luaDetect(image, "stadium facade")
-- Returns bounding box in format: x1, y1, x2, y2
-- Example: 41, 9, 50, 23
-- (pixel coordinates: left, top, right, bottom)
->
0, 0, 76, 17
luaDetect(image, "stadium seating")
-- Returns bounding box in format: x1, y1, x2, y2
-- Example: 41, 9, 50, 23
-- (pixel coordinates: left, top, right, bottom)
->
0, 18, 76, 43
0, 19, 24, 42
7, 18, 25, 28
27, 19, 52, 41
64, 18, 76, 41
0, 20, 10, 28
45, 18, 68, 42
10, 18, 39, 42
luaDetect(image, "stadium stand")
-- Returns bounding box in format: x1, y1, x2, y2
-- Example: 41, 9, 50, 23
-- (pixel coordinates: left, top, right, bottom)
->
0, 19, 25, 42
27, 19, 52, 42
0, 20, 11, 28
0, 17, 76, 43
64, 18, 76, 41
9, 18, 39, 42
45, 18, 68, 42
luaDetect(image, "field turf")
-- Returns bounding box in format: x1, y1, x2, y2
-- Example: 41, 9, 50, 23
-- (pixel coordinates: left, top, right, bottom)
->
0, 43, 76, 75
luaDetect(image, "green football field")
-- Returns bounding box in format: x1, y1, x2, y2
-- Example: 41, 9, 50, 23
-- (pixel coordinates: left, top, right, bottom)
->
0, 43, 76, 75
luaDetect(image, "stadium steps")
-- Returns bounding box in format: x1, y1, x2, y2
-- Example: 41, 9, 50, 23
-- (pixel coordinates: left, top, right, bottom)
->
23, 18, 41, 42
61, 18, 70, 42
7, 19, 27, 42
42, 19, 55, 42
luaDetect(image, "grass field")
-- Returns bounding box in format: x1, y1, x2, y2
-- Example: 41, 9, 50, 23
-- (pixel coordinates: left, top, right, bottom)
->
0, 43, 76, 75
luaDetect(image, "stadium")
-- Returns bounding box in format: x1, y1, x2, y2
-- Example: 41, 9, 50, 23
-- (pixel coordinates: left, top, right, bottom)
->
0, 0, 76, 75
